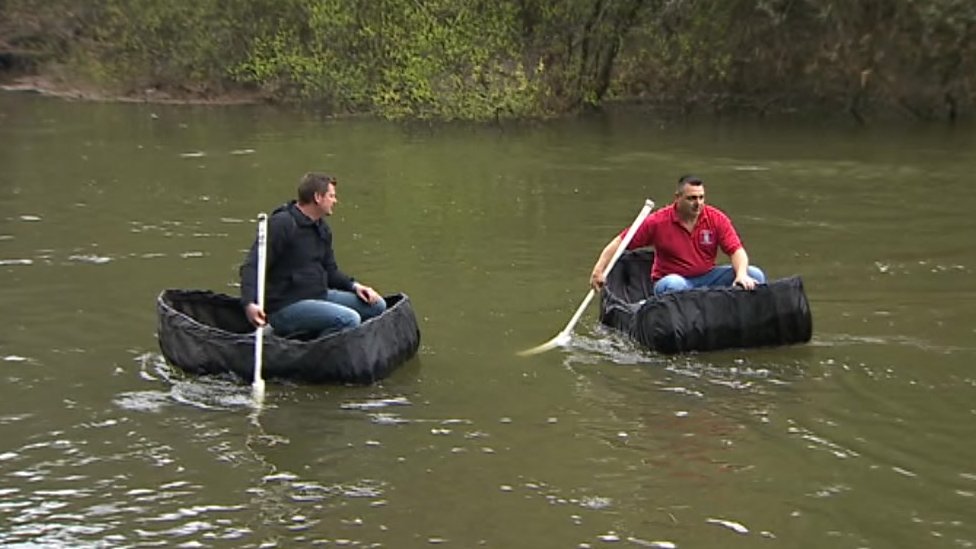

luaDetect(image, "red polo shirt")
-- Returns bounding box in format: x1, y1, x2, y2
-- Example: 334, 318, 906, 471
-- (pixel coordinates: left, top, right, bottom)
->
620, 204, 743, 280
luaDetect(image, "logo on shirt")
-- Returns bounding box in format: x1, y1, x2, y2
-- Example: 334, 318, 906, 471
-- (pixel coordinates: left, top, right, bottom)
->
700, 229, 714, 246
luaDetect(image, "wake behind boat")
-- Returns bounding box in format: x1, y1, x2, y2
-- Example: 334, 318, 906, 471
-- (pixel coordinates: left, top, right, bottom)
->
156, 289, 421, 384
600, 250, 812, 354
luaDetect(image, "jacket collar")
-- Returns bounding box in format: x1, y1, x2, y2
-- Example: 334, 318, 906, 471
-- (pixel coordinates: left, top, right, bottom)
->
285, 200, 319, 227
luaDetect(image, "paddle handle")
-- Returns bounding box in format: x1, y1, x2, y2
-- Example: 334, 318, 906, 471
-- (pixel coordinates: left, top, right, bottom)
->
559, 198, 655, 337
602, 198, 655, 280
557, 288, 596, 339
253, 213, 268, 392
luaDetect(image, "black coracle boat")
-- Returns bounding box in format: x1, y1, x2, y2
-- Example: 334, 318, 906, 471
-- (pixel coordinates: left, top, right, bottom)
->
600, 250, 812, 354
156, 290, 421, 384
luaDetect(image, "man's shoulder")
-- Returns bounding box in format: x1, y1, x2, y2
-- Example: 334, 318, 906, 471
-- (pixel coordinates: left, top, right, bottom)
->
269, 205, 295, 222
646, 204, 675, 225
650, 204, 674, 218
703, 204, 732, 222
267, 203, 301, 236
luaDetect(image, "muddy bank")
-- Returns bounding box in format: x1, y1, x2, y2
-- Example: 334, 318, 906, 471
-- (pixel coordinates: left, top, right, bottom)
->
0, 74, 265, 106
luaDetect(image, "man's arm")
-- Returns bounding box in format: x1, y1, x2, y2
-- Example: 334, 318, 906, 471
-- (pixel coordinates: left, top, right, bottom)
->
590, 234, 623, 290
729, 247, 758, 290
318, 225, 379, 303
319, 224, 356, 292
239, 213, 289, 327
240, 240, 258, 301
240, 244, 269, 327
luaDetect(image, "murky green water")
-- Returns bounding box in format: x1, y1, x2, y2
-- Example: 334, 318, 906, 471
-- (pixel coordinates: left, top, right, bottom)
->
1, 92, 975, 548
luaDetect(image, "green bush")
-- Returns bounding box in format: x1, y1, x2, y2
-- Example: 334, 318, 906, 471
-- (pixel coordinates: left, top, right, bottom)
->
2, 0, 973, 121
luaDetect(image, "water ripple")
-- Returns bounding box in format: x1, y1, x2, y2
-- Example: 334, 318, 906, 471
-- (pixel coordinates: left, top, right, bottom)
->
340, 396, 412, 410
787, 420, 860, 459
813, 333, 974, 353
67, 254, 112, 265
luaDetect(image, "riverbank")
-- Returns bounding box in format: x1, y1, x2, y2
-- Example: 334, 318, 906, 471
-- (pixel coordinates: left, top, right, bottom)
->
0, 74, 265, 106
2, 70, 967, 127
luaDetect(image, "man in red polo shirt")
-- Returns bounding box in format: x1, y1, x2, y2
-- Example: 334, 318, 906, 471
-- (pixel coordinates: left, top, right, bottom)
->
590, 175, 765, 295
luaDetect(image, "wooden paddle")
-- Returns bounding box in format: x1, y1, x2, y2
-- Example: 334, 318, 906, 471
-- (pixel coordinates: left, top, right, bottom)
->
518, 199, 654, 356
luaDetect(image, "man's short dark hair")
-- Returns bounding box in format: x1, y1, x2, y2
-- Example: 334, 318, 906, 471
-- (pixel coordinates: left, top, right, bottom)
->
676, 174, 703, 193
297, 172, 338, 204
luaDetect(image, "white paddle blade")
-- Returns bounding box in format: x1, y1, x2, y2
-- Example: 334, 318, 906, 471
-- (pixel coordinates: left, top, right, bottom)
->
517, 332, 571, 356
252, 378, 266, 404
252, 326, 266, 406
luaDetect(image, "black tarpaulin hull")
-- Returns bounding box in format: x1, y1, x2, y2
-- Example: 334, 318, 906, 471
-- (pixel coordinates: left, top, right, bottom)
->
156, 289, 421, 384
600, 250, 812, 354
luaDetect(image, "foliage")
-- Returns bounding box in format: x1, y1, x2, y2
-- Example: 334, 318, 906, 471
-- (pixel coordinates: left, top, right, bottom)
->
1, 0, 974, 121
615, 0, 976, 120
232, 0, 542, 120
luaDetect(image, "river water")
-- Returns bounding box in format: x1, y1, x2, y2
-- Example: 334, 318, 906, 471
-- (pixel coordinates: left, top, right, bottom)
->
1, 93, 974, 548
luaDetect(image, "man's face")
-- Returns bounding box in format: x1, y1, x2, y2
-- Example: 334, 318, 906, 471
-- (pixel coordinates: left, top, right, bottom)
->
675, 183, 705, 218
316, 183, 338, 216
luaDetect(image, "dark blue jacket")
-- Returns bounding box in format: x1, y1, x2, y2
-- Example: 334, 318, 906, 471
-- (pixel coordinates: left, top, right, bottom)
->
240, 201, 355, 314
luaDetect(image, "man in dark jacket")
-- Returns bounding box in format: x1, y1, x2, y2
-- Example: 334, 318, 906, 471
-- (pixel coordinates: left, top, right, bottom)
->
239, 172, 386, 338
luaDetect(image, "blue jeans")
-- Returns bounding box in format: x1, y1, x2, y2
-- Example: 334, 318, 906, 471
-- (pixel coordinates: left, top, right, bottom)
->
269, 290, 387, 339
653, 265, 766, 296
